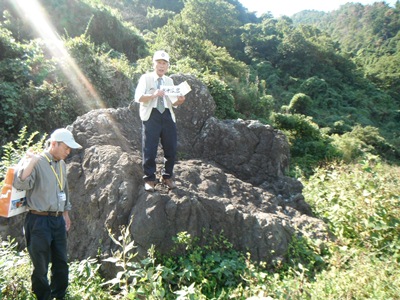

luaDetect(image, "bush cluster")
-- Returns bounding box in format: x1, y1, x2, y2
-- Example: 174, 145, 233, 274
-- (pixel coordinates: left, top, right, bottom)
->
1, 134, 399, 299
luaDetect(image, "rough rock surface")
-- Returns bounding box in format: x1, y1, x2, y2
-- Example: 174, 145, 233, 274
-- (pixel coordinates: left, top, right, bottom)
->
0, 74, 330, 265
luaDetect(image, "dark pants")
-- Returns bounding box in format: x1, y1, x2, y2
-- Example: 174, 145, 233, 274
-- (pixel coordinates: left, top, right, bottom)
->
142, 108, 177, 182
24, 213, 68, 300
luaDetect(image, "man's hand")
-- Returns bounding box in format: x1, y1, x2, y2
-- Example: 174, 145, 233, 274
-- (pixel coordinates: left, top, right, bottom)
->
153, 88, 166, 98
20, 149, 41, 180
25, 149, 41, 162
63, 211, 71, 231
138, 88, 166, 103
174, 96, 186, 106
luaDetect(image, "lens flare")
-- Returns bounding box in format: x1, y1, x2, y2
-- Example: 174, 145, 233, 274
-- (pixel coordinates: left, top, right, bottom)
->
11, 0, 105, 110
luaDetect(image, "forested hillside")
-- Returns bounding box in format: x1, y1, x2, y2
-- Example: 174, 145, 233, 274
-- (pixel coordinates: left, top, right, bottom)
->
1, 0, 399, 173
1, 1, 400, 299
292, 1, 400, 107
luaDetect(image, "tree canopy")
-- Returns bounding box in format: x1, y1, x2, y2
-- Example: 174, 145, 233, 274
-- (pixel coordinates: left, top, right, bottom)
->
1, 0, 399, 170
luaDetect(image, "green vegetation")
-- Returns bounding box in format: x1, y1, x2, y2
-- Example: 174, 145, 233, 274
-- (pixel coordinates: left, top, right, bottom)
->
1, 0, 400, 298
1, 157, 399, 298
0, 127, 45, 180
1, 0, 400, 169
1, 128, 399, 299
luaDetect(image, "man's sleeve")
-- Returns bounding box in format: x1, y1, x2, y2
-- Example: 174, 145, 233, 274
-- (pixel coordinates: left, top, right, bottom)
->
64, 162, 72, 211
13, 163, 36, 190
134, 75, 147, 103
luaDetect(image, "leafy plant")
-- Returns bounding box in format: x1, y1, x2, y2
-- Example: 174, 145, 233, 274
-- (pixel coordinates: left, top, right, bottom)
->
159, 230, 248, 298
68, 258, 111, 300
102, 224, 249, 299
302, 157, 400, 257
0, 126, 46, 182
0, 237, 34, 300
272, 113, 341, 176
288, 93, 312, 115
201, 74, 239, 120
102, 219, 172, 299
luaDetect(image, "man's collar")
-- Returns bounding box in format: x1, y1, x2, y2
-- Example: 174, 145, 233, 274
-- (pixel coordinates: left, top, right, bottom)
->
44, 151, 57, 162
152, 72, 164, 81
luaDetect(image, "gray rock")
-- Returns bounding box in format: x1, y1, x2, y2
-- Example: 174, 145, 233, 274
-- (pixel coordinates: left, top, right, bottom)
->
0, 75, 330, 266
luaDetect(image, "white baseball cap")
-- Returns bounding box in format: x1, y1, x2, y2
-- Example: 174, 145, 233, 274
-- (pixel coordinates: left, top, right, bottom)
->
153, 50, 170, 62
50, 128, 82, 149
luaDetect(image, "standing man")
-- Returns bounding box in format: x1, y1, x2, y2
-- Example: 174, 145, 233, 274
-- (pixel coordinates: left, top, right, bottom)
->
134, 50, 185, 192
13, 128, 82, 300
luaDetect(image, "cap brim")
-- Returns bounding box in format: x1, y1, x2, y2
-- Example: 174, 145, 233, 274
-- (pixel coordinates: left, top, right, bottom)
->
64, 140, 82, 149
154, 58, 169, 62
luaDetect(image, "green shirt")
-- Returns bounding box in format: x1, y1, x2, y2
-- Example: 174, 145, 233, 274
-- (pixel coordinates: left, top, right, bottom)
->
13, 151, 71, 212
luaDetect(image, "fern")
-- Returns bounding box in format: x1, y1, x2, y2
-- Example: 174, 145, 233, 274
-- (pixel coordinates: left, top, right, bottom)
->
0, 126, 46, 183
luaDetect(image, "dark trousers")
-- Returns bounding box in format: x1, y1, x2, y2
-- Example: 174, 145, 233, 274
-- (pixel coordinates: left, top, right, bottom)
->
142, 108, 177, 182
24, 213, 68, 300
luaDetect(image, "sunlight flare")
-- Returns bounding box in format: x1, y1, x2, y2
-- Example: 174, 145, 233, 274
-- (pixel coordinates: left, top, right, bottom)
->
11, 0, 106, 110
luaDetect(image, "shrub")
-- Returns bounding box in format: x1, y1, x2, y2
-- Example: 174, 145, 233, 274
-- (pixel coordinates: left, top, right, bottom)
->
63, 34, 134, 110
0, 237, 33, 300
102, 221, 248, 299
331, 125, 398, 163
302, 158, 400, 257
201, 74, 239, 120
0, 35, 59, 141
300, 76, 328, 96
288, 93, 312, 115
272, 113, 341, 175
0, 126, 45, 181
160, 231, 247, 298
68, 258, 111, 299
0, 237, 111, 300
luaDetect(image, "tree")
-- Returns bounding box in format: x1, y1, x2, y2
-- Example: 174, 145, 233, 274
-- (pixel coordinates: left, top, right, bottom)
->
241, 16, 281, 64
288, 93, 312, 115
180, 0, 242, 52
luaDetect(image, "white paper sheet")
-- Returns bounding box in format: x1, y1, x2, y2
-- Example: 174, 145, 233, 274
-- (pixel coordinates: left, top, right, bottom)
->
161, 81, 192, 97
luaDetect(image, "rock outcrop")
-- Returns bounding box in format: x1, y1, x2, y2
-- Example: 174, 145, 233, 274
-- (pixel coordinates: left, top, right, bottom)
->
0, 74, 330, 265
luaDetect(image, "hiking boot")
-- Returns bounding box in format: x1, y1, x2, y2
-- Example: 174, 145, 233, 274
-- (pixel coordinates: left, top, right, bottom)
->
162, 178, 177, 189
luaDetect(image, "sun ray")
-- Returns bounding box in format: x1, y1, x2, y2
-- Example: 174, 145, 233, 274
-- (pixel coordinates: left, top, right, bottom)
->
8, 0, 135, 152
10, 0, 106, 110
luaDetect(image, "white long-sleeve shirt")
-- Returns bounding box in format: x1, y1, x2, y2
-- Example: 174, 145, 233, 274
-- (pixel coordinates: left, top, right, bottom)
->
134, 72, 178, 122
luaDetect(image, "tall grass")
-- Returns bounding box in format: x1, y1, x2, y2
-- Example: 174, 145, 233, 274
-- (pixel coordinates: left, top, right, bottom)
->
1, 130, 399, 299
302, 156, 400, 257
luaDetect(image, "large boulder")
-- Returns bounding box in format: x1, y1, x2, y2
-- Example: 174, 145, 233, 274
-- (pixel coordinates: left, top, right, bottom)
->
129, 159, 327, 263
0, 75, 330, 265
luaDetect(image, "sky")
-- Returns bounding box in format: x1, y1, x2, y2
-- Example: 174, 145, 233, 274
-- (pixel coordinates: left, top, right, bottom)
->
238, 0, 398, 17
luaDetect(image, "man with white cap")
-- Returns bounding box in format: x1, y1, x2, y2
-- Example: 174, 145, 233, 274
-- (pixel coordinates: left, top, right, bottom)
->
134, 50, 185, 192
13, 128, 82, 300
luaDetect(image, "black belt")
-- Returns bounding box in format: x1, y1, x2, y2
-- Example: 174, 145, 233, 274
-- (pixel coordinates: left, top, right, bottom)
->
29, 210, 63, 217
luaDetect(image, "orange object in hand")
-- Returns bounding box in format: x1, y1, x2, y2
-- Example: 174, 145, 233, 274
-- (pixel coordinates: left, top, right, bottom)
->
0, 167, 27, 218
